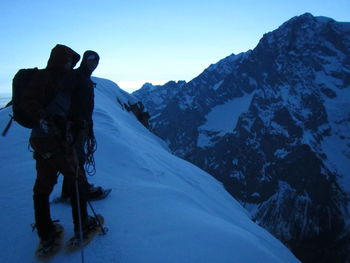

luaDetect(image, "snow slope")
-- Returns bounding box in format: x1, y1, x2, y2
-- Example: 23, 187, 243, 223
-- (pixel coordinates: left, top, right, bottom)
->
0, 77, 299, 263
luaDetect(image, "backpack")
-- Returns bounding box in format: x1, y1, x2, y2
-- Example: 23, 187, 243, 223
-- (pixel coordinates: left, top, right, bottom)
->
1, 68, 40, 136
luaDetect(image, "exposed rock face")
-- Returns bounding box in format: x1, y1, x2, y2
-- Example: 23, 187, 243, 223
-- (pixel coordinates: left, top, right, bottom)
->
134, 13, 350, 262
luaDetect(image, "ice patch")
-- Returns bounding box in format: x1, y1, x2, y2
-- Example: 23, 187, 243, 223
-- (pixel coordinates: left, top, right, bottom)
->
274, 149, 289, 159
179, 95, 195, 110
197, 92, 255, 148
212, 80, 224, 91
249, 77, 258, 87
251, 192, 261, 198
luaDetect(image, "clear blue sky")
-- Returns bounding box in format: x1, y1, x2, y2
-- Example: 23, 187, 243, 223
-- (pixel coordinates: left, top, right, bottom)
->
0, 0, 349, 95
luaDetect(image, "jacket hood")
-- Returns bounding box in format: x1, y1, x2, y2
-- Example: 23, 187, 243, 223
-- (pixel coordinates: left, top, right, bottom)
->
46, 44, 80, 70
79, 50, 100, 76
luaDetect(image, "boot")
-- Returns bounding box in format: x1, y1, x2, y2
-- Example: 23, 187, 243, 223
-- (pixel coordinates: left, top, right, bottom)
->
62, 180, 106, 201
76, 214, 104, 239
35, 221, 64, 258
38, 221, 64, 248
87, 186, 105, 200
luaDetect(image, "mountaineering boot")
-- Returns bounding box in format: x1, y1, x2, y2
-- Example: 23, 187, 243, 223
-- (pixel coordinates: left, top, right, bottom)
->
66, 180, 105, 252
35, 221, 64, 259
81, 214, 104, 238
87, 186, 112, 201
66, 214, 105, 252
55, 184, 112, 203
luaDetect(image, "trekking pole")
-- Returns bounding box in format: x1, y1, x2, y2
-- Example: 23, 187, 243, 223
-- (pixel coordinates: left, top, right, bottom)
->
1, 115, 13, 136
75, 165, 85, 263
87, 200, 107, 235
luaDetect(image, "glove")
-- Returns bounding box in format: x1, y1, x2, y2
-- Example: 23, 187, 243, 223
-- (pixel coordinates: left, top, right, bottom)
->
39, 114, 66, 136
39, 119, 50, 134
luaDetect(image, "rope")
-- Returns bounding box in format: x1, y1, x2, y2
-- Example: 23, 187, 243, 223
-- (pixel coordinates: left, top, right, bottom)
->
84, 131, 97, 176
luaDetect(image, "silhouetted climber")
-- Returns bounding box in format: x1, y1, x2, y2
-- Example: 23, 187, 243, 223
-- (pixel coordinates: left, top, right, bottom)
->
22, 44, 103, 257
60, 50, 111, 202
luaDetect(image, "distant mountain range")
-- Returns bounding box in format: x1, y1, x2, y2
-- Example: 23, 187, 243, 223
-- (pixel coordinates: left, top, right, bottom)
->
0, 94, 11, 109
134, 13, 350, 263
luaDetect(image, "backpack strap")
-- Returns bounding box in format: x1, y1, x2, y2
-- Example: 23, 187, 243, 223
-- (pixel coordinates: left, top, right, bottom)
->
1, 115, 14, 137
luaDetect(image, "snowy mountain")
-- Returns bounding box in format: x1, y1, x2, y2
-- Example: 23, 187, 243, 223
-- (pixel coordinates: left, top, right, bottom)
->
133, 13, 350, 263
0, 77, 299, 262
133, 80, 187, 123
0, 94, 11, 109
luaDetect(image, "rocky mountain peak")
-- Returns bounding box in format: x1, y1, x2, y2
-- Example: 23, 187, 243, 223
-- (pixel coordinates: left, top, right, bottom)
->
134, 13, 350, 263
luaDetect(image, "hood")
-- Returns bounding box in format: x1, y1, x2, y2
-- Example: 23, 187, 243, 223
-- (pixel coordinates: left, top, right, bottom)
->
79, 50, 100, 76
46, 44, 80, 70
